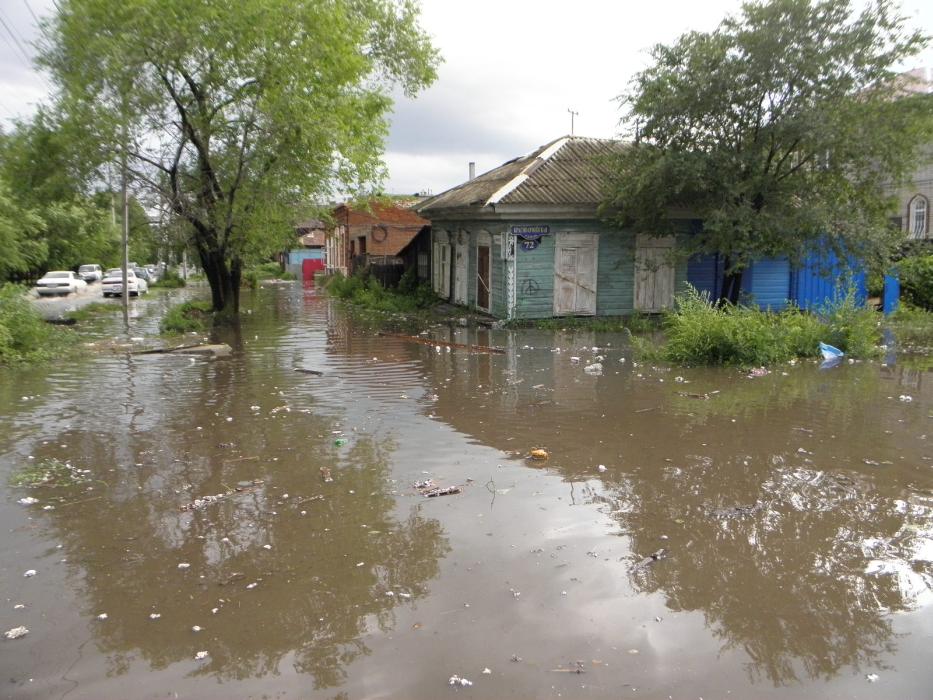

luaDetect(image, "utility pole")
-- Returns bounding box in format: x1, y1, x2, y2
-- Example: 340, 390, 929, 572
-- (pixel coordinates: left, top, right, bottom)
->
567, 108, 579, 136
120, 126, 130, 329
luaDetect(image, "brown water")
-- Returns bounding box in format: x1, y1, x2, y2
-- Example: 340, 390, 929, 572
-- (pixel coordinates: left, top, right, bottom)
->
1, 285, 932, 699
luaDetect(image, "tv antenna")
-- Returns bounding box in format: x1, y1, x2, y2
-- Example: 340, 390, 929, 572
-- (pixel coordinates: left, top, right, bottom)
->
567, 108, 579, 136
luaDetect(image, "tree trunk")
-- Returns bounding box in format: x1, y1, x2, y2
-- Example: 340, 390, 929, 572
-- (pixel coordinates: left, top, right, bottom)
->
718, 260, 744, 306
199, 248, 240, 320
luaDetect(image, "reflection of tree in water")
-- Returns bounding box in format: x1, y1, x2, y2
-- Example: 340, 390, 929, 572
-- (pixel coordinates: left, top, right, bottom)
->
31, 385, 449, 689
604, 452, 931, 686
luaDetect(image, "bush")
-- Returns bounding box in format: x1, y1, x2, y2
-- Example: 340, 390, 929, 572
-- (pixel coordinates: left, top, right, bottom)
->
659, 285, 879, 366
160, 300, 214, 334
242, 262, 295, 289
325, 271, 437, 313
150, 269, 186, 288
888, 305, 933, 349
0, 284, 74, 364
898, 255, 933, 310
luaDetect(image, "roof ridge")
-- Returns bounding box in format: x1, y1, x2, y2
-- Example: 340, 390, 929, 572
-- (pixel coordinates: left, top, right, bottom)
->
485, 136, 571, 206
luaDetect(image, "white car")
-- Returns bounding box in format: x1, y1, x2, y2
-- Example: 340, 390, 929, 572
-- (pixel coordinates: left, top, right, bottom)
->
77, 264, 103, 282
35, 271, 88, 296
101, 268, 148, 297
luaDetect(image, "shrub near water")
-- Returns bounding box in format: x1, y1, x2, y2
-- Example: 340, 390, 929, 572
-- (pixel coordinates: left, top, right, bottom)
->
898, 255, 933, 311
0, 283, 74, 364
160, 300, 214, 334
326, 270, 437, 313
660, 286, 879, 366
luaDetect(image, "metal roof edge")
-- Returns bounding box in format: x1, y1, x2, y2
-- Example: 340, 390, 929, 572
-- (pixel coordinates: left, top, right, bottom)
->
484, 136, 571, 206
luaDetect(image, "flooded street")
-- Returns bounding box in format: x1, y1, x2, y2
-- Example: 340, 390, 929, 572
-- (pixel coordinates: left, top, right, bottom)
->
2, 284, 932, 699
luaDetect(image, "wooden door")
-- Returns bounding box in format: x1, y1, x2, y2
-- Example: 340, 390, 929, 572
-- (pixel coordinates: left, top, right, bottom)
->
634, 235, 675, 312
454, 242, 468, 305
553, 233, 598, 315
477, 245, 490, 311
433, 240, 450, 298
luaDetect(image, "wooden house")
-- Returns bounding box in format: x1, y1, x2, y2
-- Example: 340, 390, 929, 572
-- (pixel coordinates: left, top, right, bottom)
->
325, 200, 430, 284
415, 136, 688, 320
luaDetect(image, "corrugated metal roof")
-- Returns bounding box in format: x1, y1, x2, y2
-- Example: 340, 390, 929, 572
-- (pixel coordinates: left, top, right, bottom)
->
416, 136, 623, 214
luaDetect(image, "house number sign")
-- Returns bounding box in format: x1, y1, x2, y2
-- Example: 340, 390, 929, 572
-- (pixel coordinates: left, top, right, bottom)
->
510, 225, 550, 251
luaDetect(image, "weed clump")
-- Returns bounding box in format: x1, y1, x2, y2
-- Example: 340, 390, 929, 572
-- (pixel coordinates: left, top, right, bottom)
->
660, 285, 879, 366
0, 284, 74, 364
325, 270, 437, 313
160, 300, 214, 334
11, 458, 89, 488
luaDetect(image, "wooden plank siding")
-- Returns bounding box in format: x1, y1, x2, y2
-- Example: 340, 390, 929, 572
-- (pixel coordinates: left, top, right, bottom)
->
514, 234, 556, 318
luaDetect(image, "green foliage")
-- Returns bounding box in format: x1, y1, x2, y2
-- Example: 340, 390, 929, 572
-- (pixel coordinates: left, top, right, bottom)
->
897, 254, 933, 310
0, 284, 75, 364
659, 285, 879, 366
42, 0, 440, 315
10, 458, 90, 488
887, 305, 933, 349
242, 262, 296, 289
326, 272, 437, 313
149, 268, 186, 288
0, 111, 122, 280
159, 300, 214, 335
604, 0, 931, 285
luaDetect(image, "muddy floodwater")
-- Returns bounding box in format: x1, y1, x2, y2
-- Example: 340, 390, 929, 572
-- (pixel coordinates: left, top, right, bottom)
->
2, 285, 932, 699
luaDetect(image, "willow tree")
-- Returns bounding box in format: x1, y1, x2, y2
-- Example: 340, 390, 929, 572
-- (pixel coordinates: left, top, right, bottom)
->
602, 0, 930, 304
41, 0, 439, 317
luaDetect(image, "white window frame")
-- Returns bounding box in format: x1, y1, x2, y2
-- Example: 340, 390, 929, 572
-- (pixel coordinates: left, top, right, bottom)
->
909, 195, 928, 239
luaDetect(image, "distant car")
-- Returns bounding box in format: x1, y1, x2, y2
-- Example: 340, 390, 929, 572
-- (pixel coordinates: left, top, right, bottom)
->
101, 269, 148, 297
35, 271, 87, 296
77, 264, 103, 282
134, 267, 153, 283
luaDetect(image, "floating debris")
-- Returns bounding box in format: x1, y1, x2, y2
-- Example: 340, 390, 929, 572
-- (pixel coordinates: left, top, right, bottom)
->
448, 674, 473, 687
4, 626, 29, 640
414, 478, 462, 498
528, 449, 549, 460
583, 362, 603, 375
149, 613, 161, 620
195, 650, 209, 661
180, 480, 264, 511
597, 464, 607, 473
192, 625, 203, 632
23, 570, 36, 578
178, 562, 191, 570
482, 668, 492, 675
17, 497, 39, 505
96, 613, 108, 621
321, 467, 334, 483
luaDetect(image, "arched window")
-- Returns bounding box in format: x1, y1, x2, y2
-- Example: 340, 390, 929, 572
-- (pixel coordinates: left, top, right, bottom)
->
909, 195, 928, 239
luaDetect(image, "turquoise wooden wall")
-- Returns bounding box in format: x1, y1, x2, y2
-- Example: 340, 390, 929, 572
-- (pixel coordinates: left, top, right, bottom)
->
435, 220, 688, 319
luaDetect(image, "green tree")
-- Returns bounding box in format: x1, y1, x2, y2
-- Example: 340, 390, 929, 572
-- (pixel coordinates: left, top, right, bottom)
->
0, 112, 121, 275
0, 178, 46, 282
602, 0, 931, 303
41, 0, 440, 318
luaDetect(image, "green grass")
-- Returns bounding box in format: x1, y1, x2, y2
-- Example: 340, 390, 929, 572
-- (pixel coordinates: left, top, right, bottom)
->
657, 285, 880, 367
325, 270, 438, 314
243, 262, 297, 288
887, 305, 933, 350
0, 284, 76, 364
149, 269, 186, 289
10, 458, 90, 488
160, 300, 214, 335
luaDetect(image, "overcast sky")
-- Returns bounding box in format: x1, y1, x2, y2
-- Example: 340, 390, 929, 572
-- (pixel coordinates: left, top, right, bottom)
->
2, 0, 931, 196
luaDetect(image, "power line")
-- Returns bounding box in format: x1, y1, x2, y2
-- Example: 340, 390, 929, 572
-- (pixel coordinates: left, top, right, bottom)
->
22, 0, 40, 26
0, 11, 32, 66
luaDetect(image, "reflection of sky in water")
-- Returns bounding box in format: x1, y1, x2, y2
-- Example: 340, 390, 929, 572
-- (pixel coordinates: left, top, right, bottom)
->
1, 286, 932, 698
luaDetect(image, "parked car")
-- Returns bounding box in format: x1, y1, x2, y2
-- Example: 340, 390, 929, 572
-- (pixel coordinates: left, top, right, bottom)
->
77, 264, 103, 282
134, 266, 153, 284
35, 271, 88, 296
101, 268, 148, 297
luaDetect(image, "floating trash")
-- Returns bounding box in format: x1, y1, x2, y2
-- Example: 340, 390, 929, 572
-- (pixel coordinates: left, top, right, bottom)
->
819, 342, 844, 360
597, 464, 607, 473
192, 625, 203, 632
96, 613, 108, 621
195, 650, 209, 661
178, 562, 191, 570
17, 497, 38, 506
448, 675, 473, 687
4, 626, 29, 640
149, 613, 161, 620
23, 570, 36, 578
528, 449, 549, 460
